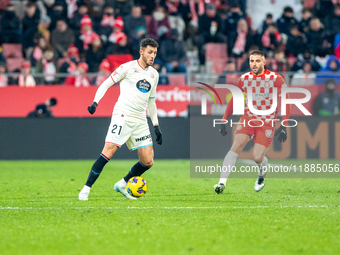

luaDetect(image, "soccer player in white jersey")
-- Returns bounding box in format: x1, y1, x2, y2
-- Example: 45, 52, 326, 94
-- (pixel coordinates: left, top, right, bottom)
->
78, 38, 162, 200
213, 50, 291, 194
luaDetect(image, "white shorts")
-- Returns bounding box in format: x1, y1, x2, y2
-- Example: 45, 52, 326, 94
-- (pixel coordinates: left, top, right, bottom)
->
105, 114, 153, 151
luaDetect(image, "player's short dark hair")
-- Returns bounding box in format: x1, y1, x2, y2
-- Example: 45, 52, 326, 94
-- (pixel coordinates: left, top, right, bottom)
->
250, 50, 265, 58
140, 38, 159, 50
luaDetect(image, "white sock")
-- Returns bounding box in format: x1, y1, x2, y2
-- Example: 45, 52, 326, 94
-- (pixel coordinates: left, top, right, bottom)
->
83, 185, 91, 192
219, 150, 238, 186
257, 156, 268, 177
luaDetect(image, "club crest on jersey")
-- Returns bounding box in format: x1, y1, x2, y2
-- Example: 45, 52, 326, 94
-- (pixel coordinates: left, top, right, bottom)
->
136, 79, 151, 93
265, 129, 273, 138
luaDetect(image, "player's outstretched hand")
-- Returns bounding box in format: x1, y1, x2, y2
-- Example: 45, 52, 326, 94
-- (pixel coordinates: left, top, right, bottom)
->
219, 123, 228, 136
88, 102, 98, 114
154, 126, 163, 145
275, 125, 287, 143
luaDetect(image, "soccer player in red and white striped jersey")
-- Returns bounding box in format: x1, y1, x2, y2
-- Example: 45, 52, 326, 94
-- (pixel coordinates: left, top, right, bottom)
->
214, 50, 291, 194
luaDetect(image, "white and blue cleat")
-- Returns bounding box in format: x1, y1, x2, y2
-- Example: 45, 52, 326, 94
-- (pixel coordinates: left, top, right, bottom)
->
114, 180, 137, 200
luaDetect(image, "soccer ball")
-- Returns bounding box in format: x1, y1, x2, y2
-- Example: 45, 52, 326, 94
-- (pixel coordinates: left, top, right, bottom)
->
126, 177, 148, 197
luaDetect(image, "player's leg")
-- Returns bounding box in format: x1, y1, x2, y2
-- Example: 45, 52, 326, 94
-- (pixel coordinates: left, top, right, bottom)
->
253, 143, 269, 192
214, 133, 251, 194
78, 143, 119, 200
253, 125, 273, 192
114, 121, 152, 200
79, 114, 128, 200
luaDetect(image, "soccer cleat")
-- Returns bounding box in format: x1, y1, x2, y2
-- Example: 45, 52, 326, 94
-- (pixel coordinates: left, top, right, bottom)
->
114, 180, 137, 200
254, 176, 265, 192
213, 183, 225, 194
78, 187, 90, 201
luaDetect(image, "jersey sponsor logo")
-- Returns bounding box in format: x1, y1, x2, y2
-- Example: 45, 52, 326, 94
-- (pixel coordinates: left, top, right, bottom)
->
136, 79, 151, 93
135, 134, 151, 142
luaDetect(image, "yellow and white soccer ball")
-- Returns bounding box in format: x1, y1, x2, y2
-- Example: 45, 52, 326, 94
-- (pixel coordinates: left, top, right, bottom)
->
126, 177, 148, 197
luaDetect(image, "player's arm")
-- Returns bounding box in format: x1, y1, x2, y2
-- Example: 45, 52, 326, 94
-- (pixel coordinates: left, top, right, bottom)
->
88, 65, 127, 114
148, 74, 162, 145
275, 75, 291, 142
219, 78, 243, 136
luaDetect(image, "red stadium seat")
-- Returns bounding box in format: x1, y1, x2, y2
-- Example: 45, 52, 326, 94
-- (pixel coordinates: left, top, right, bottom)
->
6, 57, 24, 72
2, 44, 23, 59
106, 54, 134, 71
205, 43, 228, 74
168, 74, 186, 85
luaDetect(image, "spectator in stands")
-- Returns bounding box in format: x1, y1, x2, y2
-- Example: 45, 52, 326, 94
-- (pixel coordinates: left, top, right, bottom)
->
0, 63, 9, 87
124, 5, 147, 58
19, 62, 36, 87
107, 17, 128, 54
316, 56, 340, 83
313, 0, 334, 23
158, 29, 187, 73
228, 19, 254, 58
306, 18, 331, 55
291, 62, 316, 86
299, 8, 312, 33
217, 60, 239, 84
70, 3, 89, 30
76, 15, 99, 53
196, 4, 226, 66
50, 2, 67, 31
35, 50, 59, 85
261, 24, 281, 55
51, 19, 75, 58
268, 48, 290, 73
325, 4, 340, 40
148, 6, 171, 41
66, 62, 90, 87
313, 79, 340, 116
164, 0, 186, 41
59, 44, 80, 83
99, 5, 115, 38
86, 34, 106, 72
87, 0, 106, 32
287, 25, 305, 57
224, 3, 244, 37
0, 4, 21, 43
134, 0, 156, 15
258, 13, 274, 36
30, 36, 52, 67
276, 6, 298, 36
23, 2, 40, 34
43, 0, 56, 17
239, 45, 259, 72
292, 49, 321, 71
93, 59, 111, 85
23, 15, 51, 53
109, 0, 133, 17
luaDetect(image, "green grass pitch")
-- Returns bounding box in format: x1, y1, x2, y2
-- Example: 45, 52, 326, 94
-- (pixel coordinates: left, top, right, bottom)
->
0, 159, 339, 255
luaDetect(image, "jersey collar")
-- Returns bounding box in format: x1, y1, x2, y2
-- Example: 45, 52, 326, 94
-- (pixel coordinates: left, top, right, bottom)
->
137, 60, 149, 71
249, 69, 270, 78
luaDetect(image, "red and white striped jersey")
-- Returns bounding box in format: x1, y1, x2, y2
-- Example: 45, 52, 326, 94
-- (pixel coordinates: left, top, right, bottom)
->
236, 69, 287, 122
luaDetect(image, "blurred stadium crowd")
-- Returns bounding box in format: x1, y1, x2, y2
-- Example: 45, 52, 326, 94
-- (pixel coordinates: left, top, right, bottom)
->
0, 0, 340, 86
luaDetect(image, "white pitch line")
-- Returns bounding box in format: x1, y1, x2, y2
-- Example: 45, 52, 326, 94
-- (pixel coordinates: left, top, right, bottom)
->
0, 205, 331, 210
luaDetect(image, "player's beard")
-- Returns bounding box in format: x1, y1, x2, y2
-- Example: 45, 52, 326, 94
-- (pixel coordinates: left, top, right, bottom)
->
253, 65, 264, 76
142, 55, 151, 68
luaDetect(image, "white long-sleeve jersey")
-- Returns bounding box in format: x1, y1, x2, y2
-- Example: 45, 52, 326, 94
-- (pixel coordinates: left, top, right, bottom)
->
94, 60, 159, 123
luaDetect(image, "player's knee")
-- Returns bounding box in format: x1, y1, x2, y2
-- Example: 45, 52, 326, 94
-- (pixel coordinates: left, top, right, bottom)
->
253, 154, 264, 164
141, 158, 153, 168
